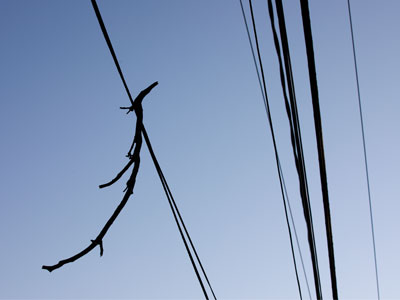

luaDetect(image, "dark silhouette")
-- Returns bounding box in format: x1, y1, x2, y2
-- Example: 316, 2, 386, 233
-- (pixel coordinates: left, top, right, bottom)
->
43, 2, 216, 298
41, 81, 215, 298
267, 0, 323, 298
300, 0, 338, 298
42, 82, 158, 272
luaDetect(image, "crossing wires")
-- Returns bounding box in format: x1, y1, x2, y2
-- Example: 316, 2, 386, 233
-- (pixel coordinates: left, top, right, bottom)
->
240, 0, 313, 298
241, 0, 343, 298
239, 1, 312, 299
266, 0, 324, 298
90, 1, 216, 298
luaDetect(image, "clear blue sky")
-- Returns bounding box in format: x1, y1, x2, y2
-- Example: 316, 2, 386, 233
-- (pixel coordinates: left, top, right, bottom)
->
0, 0, 399, 299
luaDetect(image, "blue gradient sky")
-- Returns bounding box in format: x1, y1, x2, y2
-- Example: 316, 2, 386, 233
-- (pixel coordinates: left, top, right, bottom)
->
1, 0, 399, 299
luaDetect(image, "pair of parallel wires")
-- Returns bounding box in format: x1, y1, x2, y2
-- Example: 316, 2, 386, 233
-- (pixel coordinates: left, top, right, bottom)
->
91, 1, 216, 299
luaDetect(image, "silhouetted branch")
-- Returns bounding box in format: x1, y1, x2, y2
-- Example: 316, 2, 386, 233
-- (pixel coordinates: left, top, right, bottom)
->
42, 82, 157, 272
99, 158, 135, 189
99, 81, 158, 188
120, 81, 158, 114
43, 158, 140, 272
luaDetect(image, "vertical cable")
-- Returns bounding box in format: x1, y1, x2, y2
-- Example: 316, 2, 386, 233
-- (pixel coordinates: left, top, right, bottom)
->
238, 7, 313, 297
346, 1, 380, 299
242, 0, 304, 298
280, 161, 313, 300
239, 0, 311, 299
299, 1, 338, 298
240, 2, 312, 298
266, 0, 322, 298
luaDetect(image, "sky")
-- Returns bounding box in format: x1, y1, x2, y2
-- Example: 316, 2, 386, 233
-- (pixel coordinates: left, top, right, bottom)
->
0, 0, 399, 299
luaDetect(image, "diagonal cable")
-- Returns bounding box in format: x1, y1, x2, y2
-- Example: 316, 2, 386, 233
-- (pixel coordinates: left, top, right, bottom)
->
90, 1, 215, 298
91, 0, 135, 105
299, 0, 338, 298
347, 1, 380, 298
142, 126, 217, 300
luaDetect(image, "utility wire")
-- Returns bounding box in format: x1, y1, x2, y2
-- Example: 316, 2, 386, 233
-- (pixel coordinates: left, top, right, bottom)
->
91, 0, 134, 105
280, 161, 313, 300
267, 0, 324, 298
239, 0, 268, 114
90, 1, 215, 298
271, 6, 313, 299
242, 0, 304, 298
299, 0, 338, 298
239, 1, 312, 299
346, 1, 380, 299
142, 126, 213, 300
142, 126, 217, 300
266, 0, 322, 298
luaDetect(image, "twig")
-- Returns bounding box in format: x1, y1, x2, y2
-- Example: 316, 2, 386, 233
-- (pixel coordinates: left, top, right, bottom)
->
99, 158, 135, 189
42, 82, 157, 272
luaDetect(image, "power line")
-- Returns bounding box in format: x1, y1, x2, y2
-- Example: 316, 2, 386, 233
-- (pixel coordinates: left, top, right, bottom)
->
266, 0, 322, 298
280, 161, 313, 300
91, 0, 134, 105
267, 0, 326, 297
241, 0, 305, 298
299, 0, 338, 298
239, 0, 268, 113
90, 1, 215, 298
239, 1, 311, 298
142, 126, 215, 299
142, 126, 217, 300
271, 4, 312, 298
346, 1, 380, 299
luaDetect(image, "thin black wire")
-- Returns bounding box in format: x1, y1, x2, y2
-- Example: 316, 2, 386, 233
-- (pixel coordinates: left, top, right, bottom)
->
299, 0, 338, 298
347, 1, 380, 299
91, 0, 134, 105
90, 1, 214, 298
243, 0, 305, 298
239, 0, 268, 114
239, 1, 311, 299
280, 161, 313, 300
